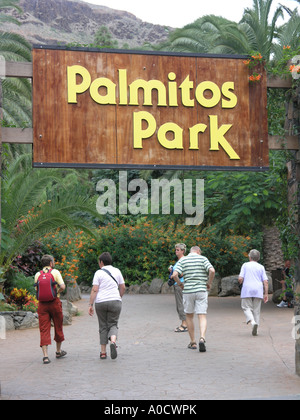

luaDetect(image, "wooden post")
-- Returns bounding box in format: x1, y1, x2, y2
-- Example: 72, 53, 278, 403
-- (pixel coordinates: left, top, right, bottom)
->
0, 78, 2, 247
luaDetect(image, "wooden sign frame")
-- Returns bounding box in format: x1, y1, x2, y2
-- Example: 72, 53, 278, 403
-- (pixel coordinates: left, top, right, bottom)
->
32, 46, 269, 171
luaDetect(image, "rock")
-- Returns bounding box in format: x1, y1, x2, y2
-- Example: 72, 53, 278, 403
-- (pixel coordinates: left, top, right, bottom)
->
161, 282, 175, 294
127, 284, 140, 294
1, 314, 15, 331
139, 282, 150, 294
18, 312, 39, 330
62, 300, 78, 317
219, 275, 241, 297
149, 278, 163, 294
208, 273, 221, 297
62, 280, 82, 302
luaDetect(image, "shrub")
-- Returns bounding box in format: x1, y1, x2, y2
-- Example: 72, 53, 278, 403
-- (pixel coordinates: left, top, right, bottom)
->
6, 288, 38, 312
39, 219, 262, 286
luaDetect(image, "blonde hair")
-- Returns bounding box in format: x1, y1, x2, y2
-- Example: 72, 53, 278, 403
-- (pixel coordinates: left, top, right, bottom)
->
175, 243, 186, 253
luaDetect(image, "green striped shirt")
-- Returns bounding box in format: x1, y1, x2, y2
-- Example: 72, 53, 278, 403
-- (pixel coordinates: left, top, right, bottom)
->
175, 253, 213, 294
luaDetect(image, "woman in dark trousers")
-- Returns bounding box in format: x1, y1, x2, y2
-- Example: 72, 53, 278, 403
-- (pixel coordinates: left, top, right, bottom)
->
88, 252, 126, 360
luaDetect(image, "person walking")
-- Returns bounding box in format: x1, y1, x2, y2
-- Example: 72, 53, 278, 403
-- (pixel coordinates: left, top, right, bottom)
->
171, 246, 215, 352
238, 249, 268, 336
170, 243, 188, 333
88, 252, 125, 360
34, 254, 67, 364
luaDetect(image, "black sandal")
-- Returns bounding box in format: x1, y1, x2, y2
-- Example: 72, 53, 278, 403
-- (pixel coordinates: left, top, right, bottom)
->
43, 357, 51, 364
100, 352, 107, 360
199, 337, 206, 352
174, 325, 188, 332
56, 350, 67, 359
110, 342, 118, 359
187, 342, 197, 349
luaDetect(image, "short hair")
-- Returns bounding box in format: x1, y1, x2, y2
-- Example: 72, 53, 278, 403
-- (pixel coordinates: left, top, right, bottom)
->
190, 246, 201, 254
249, 249, 260, 261
175, 243, 186, 253
99, 252, 112, 266
41, 254, 54, 267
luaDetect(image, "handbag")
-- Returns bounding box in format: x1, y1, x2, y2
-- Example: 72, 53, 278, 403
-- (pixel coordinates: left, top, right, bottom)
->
168, 267, 175, 286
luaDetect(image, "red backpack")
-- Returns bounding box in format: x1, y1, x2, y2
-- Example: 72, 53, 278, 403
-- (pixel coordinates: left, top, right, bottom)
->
36, 269, 57, 302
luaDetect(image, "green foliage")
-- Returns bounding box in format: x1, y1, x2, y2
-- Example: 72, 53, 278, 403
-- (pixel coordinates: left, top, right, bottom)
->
41, 220, 262, 286
94, 25, 119, 49
0, 152, 102, 276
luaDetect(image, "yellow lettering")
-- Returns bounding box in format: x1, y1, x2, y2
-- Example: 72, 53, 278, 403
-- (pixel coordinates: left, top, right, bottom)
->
118, 69, 128, 105
67, 65, 91, 103
195, 81, 221, 108
179, 76, 194, 107
209, 115, 240, 159
158, 123, 183, 149
133, 111, 156, 148
129, 79, 167, 106
89, 77, 116, 104
168, 72, 178, 107
189, 123, 207, 149
222, 82, 237, 108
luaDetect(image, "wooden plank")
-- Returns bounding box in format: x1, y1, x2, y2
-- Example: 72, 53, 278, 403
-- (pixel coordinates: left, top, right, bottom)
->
267, 76, 292, 88
5, 61, 33, 78
1, 127, 33, 144
268, 135, 299, 150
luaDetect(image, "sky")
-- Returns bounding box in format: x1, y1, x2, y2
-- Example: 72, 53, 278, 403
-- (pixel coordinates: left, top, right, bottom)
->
80, 0, 299, 28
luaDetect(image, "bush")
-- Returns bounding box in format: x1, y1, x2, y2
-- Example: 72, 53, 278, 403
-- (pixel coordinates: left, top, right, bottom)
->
39, 219, 262, 286
6, 288, 38, 312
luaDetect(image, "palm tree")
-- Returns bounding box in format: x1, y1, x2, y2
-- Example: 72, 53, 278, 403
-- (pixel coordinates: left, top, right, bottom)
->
0, 1, 32, 127
158, 0, 288, 63
240, 0, 283, 61
1, 153, 102, 274
0, 0, 22, 25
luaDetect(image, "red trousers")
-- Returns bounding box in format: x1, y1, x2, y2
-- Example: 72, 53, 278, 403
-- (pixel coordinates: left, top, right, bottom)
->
38, 298, 64, 347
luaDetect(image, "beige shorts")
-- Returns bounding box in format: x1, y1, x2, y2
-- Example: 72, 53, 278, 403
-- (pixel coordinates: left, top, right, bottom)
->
183, 291, 208, 314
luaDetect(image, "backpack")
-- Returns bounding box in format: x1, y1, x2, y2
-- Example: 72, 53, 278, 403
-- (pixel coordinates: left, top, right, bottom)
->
35, 269, 57, 302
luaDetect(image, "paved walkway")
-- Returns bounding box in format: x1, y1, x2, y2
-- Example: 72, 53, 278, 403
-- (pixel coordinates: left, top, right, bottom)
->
1, 293, 300, 400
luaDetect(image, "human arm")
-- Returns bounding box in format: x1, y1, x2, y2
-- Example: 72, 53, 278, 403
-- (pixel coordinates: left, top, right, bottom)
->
207, 267, 215, 291
119, 283, 126, 297
52, 269, 65, 293
88, 285, 99, 316
263, 280, 268, 303
172, 270, 183, 289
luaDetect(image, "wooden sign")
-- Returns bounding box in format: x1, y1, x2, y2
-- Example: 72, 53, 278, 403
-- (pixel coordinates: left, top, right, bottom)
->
32, 46, 268, 170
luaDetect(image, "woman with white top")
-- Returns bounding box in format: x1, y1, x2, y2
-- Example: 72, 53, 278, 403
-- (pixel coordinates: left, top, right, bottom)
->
88, 252, 126, 359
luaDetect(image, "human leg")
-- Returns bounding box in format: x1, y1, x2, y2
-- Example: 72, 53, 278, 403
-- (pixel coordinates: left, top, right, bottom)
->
195, 292, 208, 352
106, 300, 122, 359
38, 302, 52, 363
51, 299, 65, 345
241, 298, 255, 324
174, 284, 187, 331
241, 298, 259, 335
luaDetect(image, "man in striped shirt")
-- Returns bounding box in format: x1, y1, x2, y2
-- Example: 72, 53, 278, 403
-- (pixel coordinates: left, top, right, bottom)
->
172, 246, 215, 352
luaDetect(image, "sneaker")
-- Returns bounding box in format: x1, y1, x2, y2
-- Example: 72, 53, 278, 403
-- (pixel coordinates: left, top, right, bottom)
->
252, 323, 258, 336
277, 300, 288, 308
